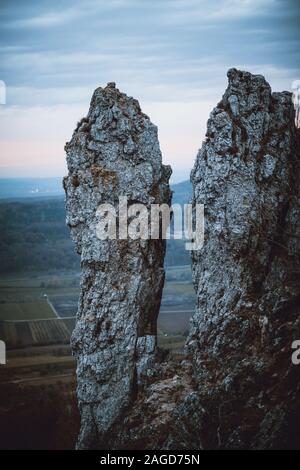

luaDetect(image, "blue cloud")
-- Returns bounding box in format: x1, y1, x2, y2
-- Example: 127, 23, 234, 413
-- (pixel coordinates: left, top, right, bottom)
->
0, 0, 299, 178
0, 0, 299, 102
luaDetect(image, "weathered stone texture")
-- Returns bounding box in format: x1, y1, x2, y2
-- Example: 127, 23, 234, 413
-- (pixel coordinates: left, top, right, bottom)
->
64, 83, 171, 449
187, 69, 300, 449
65, 70, 300, 450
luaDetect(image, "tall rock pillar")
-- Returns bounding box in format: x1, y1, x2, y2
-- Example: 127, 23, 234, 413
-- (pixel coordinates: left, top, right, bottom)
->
64, 83, 171, 449
188, 69, 300, 449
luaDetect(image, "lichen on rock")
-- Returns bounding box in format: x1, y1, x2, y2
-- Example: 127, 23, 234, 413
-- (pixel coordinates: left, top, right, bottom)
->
64, 82, 171, 449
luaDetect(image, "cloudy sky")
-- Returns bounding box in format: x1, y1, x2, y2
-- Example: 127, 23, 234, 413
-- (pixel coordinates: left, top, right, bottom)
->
0, 0, 299, 182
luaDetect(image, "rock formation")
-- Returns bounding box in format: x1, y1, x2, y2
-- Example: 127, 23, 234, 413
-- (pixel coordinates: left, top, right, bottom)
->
65, 70, 300, 450
64, 83, 171, 449
187, 68, 300, 449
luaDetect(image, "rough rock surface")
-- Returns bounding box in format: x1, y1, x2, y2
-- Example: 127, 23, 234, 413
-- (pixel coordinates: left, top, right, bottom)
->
187, 69, 300, 449
65, 70, 300, 451
64, 82, 171, 449
110, 358, 200, 449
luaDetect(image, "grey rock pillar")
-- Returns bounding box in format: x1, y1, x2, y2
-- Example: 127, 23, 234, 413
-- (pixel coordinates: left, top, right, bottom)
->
64, 83, 171, 449
188, 69, 300, 449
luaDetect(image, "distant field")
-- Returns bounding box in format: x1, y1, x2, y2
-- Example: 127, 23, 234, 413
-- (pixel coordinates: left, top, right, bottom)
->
164, 282, 194, 295
0, 317, 71, 349
158, 334, 185, 353
0, 270, 80, 288
0, 286, 80, 304
4, 353, 75, 369
0, 301, 55, 321
158, 309, 192, 335
0, 271, 80, 321
0, 266, 195, 349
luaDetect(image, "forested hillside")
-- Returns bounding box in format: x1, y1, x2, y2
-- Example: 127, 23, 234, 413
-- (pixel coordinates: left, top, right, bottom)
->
0, 181, 192, 273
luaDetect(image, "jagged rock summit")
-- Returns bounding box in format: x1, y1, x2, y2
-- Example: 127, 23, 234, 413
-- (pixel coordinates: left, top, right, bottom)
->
64, 82, 171, 449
